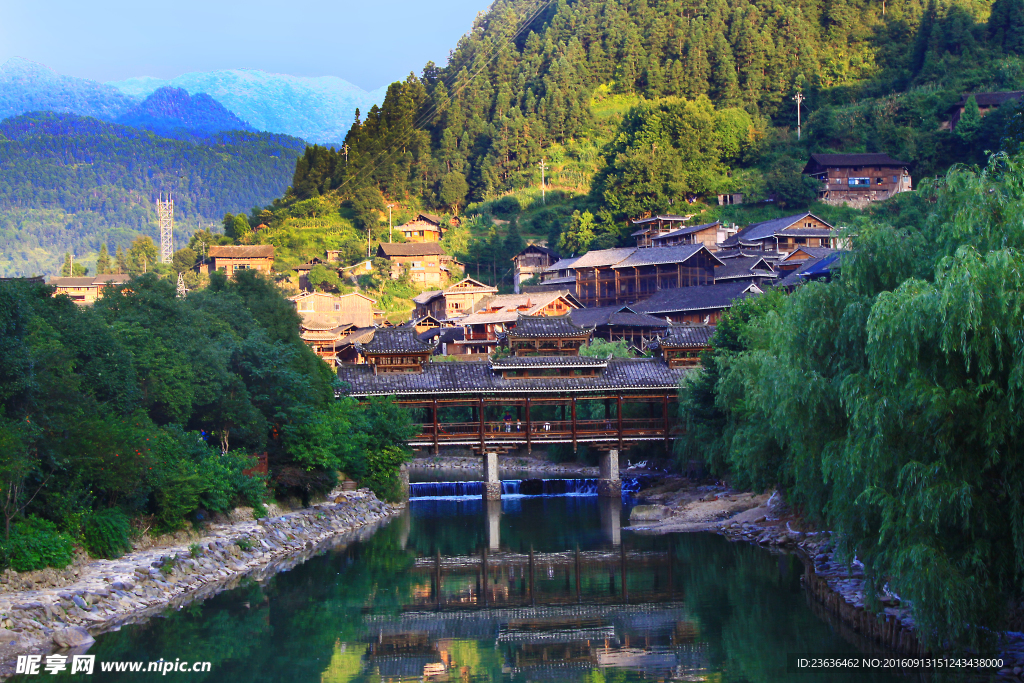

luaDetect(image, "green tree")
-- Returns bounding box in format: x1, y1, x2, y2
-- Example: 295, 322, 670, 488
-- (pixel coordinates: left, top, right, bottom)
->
307, 264, 341, 291
172, 247, 197, 274
127, 236, 158, 275
349, 186, 384, 233
557, 210, 596, 255
96, 243, 111, 275
956, 94, 983, 142
115, 245, 128, 273
439, 171, 469, 215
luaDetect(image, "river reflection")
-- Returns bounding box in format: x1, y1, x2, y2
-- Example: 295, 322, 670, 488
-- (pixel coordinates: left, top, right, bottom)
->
25, 494, 913, 683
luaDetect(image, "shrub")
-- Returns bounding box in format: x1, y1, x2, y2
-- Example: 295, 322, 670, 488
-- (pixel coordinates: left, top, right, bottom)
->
0, 517, 75, 571
82, 508, 132, 559
236, 538, 253, 552
189, 543, 203, 558
361, 446, 410, 502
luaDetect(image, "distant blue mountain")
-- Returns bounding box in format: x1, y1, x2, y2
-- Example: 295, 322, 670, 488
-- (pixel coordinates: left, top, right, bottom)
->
0, 57, 135, 121
109, 69, 389, 144
115, 86, 254, 137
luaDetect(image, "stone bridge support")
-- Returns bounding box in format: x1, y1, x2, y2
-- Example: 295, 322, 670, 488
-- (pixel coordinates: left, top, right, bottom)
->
597, 448, 621, 498
482, 451, 501, 500
486, 499, 501, 551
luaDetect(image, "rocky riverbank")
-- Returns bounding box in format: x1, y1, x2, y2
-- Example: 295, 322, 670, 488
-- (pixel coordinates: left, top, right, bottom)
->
627, 477, 1024, 680
0, 490, 402, 678
409, 454, 598, 476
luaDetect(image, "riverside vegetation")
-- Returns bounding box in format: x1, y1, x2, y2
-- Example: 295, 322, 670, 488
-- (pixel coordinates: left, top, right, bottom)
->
0, 270, 416, 574
677, 152, 1024, 648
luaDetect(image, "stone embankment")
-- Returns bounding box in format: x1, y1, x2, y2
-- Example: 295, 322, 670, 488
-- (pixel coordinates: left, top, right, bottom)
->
409, 455, 598, 476
0, 490, 401, 678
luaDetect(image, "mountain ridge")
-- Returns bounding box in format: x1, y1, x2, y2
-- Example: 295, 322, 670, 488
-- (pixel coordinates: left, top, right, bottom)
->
114, 86, 254, 137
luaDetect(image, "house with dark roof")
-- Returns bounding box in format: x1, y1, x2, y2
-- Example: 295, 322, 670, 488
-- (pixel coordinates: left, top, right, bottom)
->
376, 242, 461, 286
649, 221, 726, 250
511, 244, 559, 293
412, 277, 498, 320
454, 291, 582, 356
631, 281, 762, 324
776, 251, 845, 289
630, 215, 695, 247
948, 91, 1024, 131
506, 313, 595, 357
573, 245, 721, 308
397, 213, 446, 242
354, 327, 434, 374
802, 154, 912, 207
719, 213, 835, 255
49, 274, 131, 304
712, 254, 778, 285
777, 247, 836, 273
208, 245, 275, 277
647, 325, 716, 367
570, 304, 671, 347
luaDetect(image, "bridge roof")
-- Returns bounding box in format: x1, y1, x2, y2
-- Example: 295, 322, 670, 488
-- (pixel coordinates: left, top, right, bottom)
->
508, 313, 593, 338
492, 355, 610, 369
336, 357, 687, 397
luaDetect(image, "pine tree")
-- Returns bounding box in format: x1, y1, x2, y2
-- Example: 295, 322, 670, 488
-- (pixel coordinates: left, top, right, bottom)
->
956, 95, 982, 141
96, 243, 110, 275
115, 245, 128, 274
61, 252, 71, 277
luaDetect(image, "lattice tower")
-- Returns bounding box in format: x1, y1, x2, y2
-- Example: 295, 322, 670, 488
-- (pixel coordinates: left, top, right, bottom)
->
157, 194, 174, 263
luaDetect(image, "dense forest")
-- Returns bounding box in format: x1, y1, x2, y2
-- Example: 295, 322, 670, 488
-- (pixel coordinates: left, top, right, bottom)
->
278, 0, 1024, 251
0, 272, 414, 571
676, 152, 1024, 646
0, 113, 304, 277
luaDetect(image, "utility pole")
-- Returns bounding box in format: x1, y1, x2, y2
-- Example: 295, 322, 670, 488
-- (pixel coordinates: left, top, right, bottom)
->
793, 91, 805, 141
538, 158, 547, 204
176, 272, 187, 298
387, 204, 395, 242
69, 253, 73, 276
342, 144, 349, 164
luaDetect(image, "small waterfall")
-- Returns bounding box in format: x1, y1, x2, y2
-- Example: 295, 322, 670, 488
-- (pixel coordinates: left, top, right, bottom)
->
501, 480, 522, 495
409, 481, 483, 499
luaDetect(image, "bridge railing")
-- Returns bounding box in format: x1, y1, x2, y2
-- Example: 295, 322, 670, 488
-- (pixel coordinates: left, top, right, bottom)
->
412, 417, 668, 443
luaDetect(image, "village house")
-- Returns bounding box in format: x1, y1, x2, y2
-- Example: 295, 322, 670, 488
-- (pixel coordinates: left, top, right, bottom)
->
49, 274, 132, 304
569, 304, 671, 348
354, 327, 434, 374
295, 257, 327, 291
506, 313, 595, 358
412, 277, 499, 320
511, 244, 559, 293
376, 242, 461, 287
453, 290, 581, 356
947, 91, 1024, 131
397, 213, 446, 242
802, 154, 912, 207
531, 254, 582, 293
712, 253, 779, 286
776, 246, 836, 273
630, 215, 694, 247
647, 325, 716, 368
776, 251, 844, 289
718, 213, 835, 254
574, 245, 722, 308
288, 291, 378, 328
298, 321, 354, 367
649, 221, 733, 250
631, 281, 762, 324
207, 245, 275, 277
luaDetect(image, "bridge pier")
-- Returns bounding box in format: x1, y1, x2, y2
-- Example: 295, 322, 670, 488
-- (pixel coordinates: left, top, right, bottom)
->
482, 451, 501, 500
486, 499, 501, 550
597, 448, 621, 498
599, 496, 622, 546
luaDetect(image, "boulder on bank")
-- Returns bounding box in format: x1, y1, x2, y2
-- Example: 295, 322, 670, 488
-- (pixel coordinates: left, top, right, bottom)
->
53, 626, 94, 649
629, 505, 669, 522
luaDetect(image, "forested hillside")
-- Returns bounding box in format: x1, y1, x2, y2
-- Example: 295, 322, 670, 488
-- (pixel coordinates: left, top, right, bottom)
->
280, 0, 1024, 251
0, 113, 304, 276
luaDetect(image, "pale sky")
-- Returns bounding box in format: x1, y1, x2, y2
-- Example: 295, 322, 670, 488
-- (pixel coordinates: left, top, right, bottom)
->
0, 0, 492, 90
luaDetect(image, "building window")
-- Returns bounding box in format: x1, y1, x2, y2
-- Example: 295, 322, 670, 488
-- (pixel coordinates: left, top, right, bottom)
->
848, 178, 870, 186
893, 176, 898, 183
334, 303, 341, 311
876, 177, 884, 184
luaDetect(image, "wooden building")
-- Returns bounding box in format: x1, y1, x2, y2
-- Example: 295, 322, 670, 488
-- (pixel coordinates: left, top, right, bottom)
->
575, 245, 722, 308
629, 215, 693, 247
411, 277, 498, 320
506, 314, 595, 357
777, 247, 835, 273
712, 253, 778, 286
948, 91, 1023, 131
802, 154, 912, 207
354, 327, 434, 374
649, 221, 724, 250
776, 251, 844, 289
569, 305, 670, 347
295, 257, 327, 291
719, 213, 834, 254
454, 291, 581, 356
289, 291, 378, 328
376, 242, 460, 287
49, 274, 131, 305
511, 244, 559, 293
648, 325, 716, 368
208, 245, 275, 276
631, 281, 762, 324
397, 213, 446, 242
299, 321, 354, 367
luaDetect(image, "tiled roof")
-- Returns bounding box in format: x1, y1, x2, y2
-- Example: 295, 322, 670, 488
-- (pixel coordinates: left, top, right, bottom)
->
513, 244, 559, 260
721, 213, 834, 247
543, 255, 583, 273
209, 245, 275, 258
50, 277, 96, 287
774, 258, 823, 288
650, 221, 721, 242
570, 305, 670, 329
713, 257, 778, 282
782, 247, 835, 261
357, 328, 433, 354
377, 242, 446, 257
92, 274, 131, 284
458, 291, 578, 326
419, 326, 465, 344
717, 249, 785, 260
411, 213, 443, 225
336, 357, 689, 397
612, 244, 721, 269
491, 355, 610, 369
443, 277, 498, 294
956, 91, 1024, 107
339, 327, 376, 346
806, 153, 909, 168
571, 247, 637, 269
535, 275, 577, 286
632, 281, 761, 315
800, 251, 843, 278
630, 215, 693, 234
508, 313, 594, 338
656, 325, 716, 348
412, 290, 443, 304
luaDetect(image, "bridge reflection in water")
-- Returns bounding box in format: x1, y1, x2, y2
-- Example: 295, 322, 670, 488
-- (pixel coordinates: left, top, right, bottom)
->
360, 496, 711, 682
